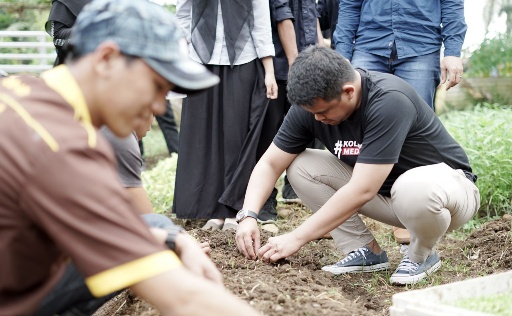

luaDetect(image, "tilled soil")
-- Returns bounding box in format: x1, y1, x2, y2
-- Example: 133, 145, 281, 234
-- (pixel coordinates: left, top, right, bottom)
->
98, 215, 512, 316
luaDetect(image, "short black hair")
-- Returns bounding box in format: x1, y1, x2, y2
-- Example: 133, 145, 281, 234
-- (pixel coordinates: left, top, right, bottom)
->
287, 46, 356, 107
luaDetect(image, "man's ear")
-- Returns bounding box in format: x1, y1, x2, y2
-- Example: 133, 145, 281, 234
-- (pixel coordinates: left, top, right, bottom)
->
342, 84, 356, 99
92, 41, 122, 77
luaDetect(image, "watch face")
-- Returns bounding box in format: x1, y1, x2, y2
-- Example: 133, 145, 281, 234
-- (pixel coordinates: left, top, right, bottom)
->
236, 210, 245, 222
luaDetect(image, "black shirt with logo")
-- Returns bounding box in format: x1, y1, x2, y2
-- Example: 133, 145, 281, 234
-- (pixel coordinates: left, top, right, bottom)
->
274, 69, 471, 196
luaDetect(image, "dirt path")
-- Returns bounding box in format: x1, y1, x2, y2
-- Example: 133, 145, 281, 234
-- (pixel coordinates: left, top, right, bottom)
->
100, 214, 511, 316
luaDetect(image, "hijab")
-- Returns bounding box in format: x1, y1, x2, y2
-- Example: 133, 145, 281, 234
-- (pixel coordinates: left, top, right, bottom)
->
46, 0, 92, 28
191, 0, 254, 66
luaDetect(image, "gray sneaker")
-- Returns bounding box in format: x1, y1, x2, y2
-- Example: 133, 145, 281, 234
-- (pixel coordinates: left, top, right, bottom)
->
389, 252, 442, 285
322, 246, 390, 274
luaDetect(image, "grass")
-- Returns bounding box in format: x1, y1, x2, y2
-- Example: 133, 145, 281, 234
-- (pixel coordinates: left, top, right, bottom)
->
449, 290, 512, 315
141, 124, 168, 158
440, 103, 512, 218
141, 155, 177, 214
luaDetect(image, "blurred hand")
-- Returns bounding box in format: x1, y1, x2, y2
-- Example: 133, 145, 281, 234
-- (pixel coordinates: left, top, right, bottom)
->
441, 56, 463, 91
235, 218, 261, 260
265, 73, 278, 99
199, 241, 211, 256
175, 233, 223, 285
258, 232, 303, 263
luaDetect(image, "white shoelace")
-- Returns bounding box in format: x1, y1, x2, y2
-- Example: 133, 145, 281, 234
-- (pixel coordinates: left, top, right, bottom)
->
396, 254, 419, 273
337, 247, 368, 265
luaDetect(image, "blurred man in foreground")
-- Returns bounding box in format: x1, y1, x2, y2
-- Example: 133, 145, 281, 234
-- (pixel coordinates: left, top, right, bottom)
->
0, 0, 260, 315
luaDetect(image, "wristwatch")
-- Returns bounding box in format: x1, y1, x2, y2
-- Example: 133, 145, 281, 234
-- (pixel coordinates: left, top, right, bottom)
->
236, 209, 258, 223
164, 225, 185, 251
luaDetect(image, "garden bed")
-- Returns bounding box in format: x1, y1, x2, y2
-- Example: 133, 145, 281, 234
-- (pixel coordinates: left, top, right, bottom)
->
95, 212, 512, 316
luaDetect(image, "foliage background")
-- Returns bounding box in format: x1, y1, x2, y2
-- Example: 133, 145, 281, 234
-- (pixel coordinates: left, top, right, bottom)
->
465, 34, 512, 78
0, 0, 51, 31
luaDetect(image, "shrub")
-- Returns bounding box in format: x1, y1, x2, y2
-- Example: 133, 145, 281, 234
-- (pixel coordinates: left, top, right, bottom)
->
142, 156, 177, 214
440, 104, 512, 218
465, 34, 512, 78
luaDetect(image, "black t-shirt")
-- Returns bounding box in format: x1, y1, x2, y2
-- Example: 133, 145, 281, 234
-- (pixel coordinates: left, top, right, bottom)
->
274, 69, 472, 196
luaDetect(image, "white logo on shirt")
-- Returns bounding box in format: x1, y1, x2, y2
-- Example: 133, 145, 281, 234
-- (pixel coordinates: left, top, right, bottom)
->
333, 140, 362, 158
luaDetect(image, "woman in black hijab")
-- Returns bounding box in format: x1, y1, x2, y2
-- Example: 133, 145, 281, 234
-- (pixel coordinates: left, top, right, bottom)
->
45, 0, 91, 66
174, 0, 278, 230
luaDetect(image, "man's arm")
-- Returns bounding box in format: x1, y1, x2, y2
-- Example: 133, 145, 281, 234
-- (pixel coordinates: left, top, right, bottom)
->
316, 18, 325, 47
293, 162, 392, 241
440, 0, 467, 90
236, 143, 297, 259
277, 19, 299, 68
127, 187, 153, 214
130, 268, 260, 316
259, 162, 393, 262
175, 0, 192, 43
334, 0, 363, 59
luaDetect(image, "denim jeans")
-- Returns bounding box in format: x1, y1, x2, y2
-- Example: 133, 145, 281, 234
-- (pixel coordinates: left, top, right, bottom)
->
351, 49, 441, 109
34, 214, 174, 316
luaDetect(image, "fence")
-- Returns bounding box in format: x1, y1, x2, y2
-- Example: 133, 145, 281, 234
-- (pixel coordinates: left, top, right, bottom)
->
0, 31, 56, 74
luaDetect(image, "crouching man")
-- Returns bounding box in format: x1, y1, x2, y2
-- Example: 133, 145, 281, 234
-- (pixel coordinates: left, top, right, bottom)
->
0, 0, 259, 315
236, 46, 480, 285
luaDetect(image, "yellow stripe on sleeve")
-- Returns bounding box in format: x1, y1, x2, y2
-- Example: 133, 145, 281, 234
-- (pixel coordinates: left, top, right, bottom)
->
85, 250, 182, 297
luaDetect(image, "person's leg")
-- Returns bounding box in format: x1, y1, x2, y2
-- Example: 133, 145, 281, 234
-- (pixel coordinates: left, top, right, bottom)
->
391, 51, 441, 109
389, 163, 480, 284
257, 81, 288, 221
286, 149, 401, 253
281, 175, 301, 203
392, 163, 480, 263
257, 188, 278, 224
287, 149, 401, 273
350, 50, 390, 73
155, 100, 180, 155
34, 264, 118, 316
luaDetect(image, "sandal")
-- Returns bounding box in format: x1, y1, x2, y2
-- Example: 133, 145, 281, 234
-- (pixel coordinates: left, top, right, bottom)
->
221, 218, 238, 231
201, 219, 224, 231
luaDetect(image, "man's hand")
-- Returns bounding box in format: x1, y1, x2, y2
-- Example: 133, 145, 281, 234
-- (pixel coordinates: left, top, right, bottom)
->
258, 232, 303, 263
199, 241, 212, 256
235, 218, 261, 260
175, 233, 223, 285
441, 56, 463, 91
265, 73, 278, 99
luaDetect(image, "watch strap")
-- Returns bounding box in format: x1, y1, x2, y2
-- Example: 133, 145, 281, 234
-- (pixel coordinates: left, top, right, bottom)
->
164, 225, 185, 251
236, 210, 258, 223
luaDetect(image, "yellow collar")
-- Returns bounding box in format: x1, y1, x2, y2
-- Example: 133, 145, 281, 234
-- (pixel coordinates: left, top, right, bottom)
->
41, 65, 96, 147
41, 65, 92, 124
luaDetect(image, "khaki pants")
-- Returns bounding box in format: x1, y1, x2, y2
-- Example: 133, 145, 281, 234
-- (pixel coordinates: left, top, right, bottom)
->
287, 149, 480, 263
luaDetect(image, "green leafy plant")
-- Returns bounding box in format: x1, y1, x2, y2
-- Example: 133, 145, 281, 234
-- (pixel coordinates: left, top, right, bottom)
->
142, 156, 177, 214
465, 33, 512, 78
450, 290, 512, 315
440, 104, 512, 218
141, 126, 169, 158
